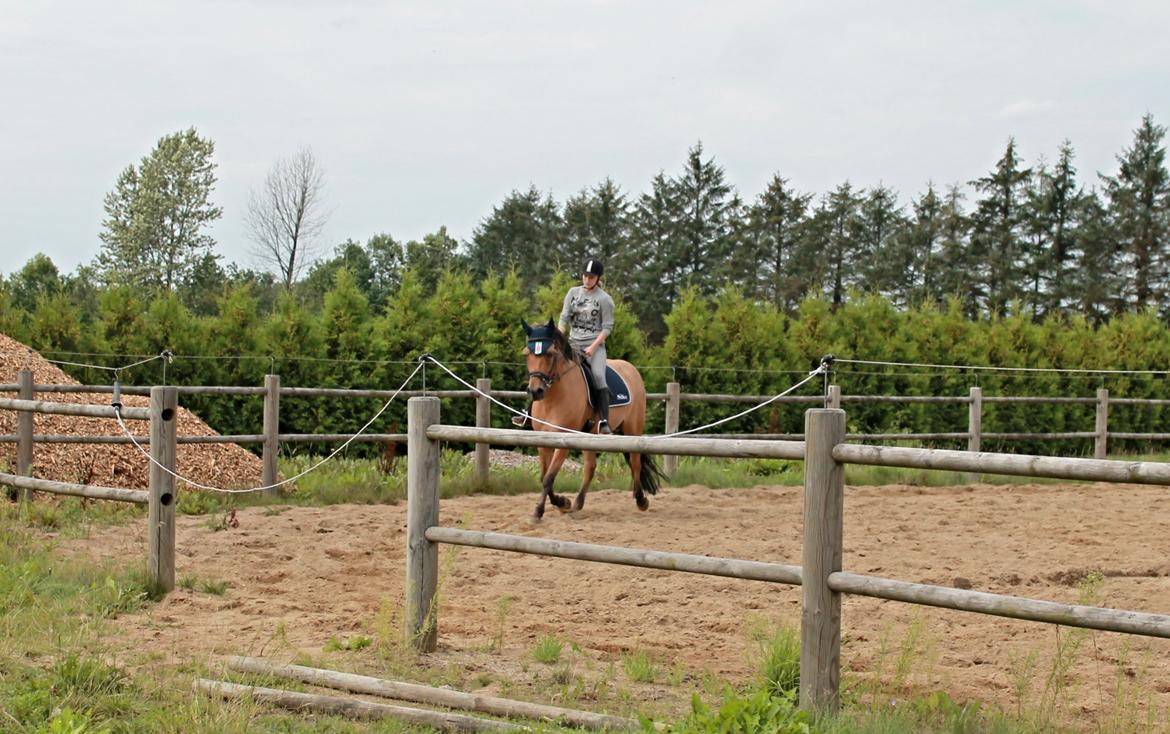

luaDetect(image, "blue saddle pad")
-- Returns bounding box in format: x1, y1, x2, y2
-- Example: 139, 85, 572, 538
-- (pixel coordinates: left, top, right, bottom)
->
578, 363, 632, 408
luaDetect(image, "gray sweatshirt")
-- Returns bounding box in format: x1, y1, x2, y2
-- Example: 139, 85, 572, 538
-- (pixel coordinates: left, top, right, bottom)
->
559, 285, 615, 347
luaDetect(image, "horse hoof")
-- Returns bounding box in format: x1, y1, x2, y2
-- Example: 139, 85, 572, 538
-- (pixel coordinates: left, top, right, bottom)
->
533, 505, 545, 521
573, 497, 586, 511
555, 502, 573, 514
636, 496, 650, 511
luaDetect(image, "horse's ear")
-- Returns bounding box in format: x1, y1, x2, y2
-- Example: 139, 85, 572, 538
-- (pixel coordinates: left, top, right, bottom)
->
546, 318, 556, 331
521, 319, 532, 336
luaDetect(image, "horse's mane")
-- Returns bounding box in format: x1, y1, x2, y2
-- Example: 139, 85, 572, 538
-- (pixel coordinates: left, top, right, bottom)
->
550, 327, 576, 363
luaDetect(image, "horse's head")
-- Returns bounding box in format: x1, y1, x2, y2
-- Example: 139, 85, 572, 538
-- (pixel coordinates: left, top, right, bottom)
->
522, 318, 572, 401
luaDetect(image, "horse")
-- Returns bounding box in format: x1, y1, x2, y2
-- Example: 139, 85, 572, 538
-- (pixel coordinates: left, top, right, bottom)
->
521, 318, 663, 520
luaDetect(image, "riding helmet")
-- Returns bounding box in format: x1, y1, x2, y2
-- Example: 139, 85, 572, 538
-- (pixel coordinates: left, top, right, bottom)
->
583, 258, 604, 277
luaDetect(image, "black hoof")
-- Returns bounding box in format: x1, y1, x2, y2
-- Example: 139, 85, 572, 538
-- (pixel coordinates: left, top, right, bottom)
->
533, 504, 545, 521
636, 495, 649, 511
573, 495, 586, 511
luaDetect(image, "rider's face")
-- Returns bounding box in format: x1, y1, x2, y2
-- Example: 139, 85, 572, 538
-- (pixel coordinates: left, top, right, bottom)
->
582, 273, 599, 289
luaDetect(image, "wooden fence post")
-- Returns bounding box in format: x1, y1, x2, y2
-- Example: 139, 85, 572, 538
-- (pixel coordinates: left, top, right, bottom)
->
17, 370, 34, 503
826, 384, 841, 410
406, 396, 441, 652
149, 386, 178, 593
475, 378, 491, 485
262, 374, 281, 495
663, 382, 680, 477
968, 387, 983, 453
800, 408, 845, 713
1095, 388, 1109, 460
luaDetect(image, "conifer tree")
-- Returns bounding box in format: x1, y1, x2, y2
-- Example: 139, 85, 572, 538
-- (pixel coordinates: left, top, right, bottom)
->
808, 183, 864, 308
970, 139, 1031, 315
855, 185, 908, 302
740, 174, 813, 313
1022, 142, 1085, 316
1101, 114, 1170, 312
630, 172, 681, 340
467, 186, 564, 288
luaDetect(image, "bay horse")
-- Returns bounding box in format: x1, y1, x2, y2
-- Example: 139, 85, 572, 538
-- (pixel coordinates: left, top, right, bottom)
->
522, 319, 662, 520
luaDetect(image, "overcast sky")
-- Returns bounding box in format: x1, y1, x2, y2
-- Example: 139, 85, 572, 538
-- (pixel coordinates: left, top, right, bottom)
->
3, 1, 1168, 277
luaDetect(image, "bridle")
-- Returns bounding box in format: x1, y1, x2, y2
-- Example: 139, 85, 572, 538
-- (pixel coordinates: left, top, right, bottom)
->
527, 347, 575, 391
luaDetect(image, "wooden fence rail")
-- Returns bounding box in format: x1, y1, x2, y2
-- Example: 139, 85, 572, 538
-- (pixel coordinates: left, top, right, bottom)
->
404, 397, 1170, 716
7, 375, 1170, 483
0, 373, 177, 592
3, 373, 1169, 494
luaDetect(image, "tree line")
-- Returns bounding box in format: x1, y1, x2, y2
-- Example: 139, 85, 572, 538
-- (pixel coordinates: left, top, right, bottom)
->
7, 115, 1168, 345
2, 114, 1169, 453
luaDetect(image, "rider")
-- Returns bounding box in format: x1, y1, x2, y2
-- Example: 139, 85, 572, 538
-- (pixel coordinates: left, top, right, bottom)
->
561, 257, 615, 434
513, 258, 615, 433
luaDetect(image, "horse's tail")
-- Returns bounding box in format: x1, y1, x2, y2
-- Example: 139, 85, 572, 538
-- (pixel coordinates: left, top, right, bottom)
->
625, 452, 664, 496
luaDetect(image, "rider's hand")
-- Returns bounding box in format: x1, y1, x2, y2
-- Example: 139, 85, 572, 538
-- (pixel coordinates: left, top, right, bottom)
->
583, 346, 594, 358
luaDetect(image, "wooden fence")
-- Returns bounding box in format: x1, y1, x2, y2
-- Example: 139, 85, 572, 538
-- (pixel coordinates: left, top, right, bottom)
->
402, 396, 1170, 713
2, 371, 1167, 485
0, 385, 179, 592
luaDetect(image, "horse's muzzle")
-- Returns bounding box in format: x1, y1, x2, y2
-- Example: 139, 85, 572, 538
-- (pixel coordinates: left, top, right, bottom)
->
528, 386, 546, 401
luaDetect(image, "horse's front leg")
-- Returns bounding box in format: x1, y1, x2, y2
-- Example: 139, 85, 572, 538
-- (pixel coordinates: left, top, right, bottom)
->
534, 447, 553, 520
534, 447, 572, 519
574, 450, 597, 511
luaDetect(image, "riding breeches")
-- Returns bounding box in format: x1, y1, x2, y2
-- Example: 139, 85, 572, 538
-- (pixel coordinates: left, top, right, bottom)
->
573, 341, 607, 390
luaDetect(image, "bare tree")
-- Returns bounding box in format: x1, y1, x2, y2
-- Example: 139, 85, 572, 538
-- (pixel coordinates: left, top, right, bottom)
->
246, 148, 328, 290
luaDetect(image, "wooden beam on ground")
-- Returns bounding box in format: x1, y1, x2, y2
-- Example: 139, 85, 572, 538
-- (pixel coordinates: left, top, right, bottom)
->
196, 678, 524, 732
226, 657, 641, 731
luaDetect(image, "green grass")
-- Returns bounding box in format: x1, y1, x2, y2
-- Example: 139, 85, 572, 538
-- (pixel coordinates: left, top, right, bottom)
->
533, 635, 564, 665
622, 650, 658, 684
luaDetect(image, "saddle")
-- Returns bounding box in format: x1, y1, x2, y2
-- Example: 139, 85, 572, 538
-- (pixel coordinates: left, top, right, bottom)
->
577, 357, 632, 408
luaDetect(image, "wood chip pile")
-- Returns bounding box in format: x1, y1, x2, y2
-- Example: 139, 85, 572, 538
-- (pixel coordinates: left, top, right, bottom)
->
0, 333, 262, 490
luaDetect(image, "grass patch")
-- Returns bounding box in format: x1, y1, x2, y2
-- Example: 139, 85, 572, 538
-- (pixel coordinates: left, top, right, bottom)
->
622, 650, 658, 684
533, 635, 564, 665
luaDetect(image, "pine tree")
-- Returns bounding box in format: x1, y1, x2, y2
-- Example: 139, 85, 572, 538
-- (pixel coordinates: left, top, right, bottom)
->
630, 172, 681, 340
900, 184, 945, 305
673, 143, 738, 295
561, 178, 632, 279
809, 183, 864, 308
1022, 142, 1085, 317
740, 174, 813, 313
467, 186, 564, 288
969, 139, 1031, 315
1101, 114, 1170, 312
1073, 191, 1124, 323
931, 185, 977, 315
855, 185, 909, 302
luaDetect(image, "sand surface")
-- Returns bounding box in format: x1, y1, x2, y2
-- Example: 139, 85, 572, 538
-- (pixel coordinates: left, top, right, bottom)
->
63, 480, 1170, 727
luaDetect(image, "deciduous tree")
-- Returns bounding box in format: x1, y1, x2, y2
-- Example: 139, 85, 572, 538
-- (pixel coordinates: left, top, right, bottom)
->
98, 128, 223, 292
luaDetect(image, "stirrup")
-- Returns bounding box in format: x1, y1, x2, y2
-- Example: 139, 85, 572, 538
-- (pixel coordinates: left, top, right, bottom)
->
511, 411, 530, 428
598, 420, 612, 435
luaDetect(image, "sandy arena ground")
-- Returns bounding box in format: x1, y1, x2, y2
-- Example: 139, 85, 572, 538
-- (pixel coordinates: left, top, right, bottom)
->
63, 479, 1170, 728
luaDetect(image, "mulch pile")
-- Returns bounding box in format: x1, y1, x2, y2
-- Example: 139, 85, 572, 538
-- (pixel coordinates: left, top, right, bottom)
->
0, 333, 261, 490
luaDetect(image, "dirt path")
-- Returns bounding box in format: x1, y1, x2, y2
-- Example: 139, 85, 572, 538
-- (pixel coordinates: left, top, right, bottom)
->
66, 481, 1170, 727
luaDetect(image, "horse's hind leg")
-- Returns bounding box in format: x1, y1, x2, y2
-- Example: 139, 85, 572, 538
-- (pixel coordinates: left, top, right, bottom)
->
628, 453, 649, 511
574, 451, 597, 511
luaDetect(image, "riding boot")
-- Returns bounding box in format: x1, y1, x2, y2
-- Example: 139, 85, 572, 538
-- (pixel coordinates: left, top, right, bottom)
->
596, 388, 612, 434
511, 401, 533, 428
